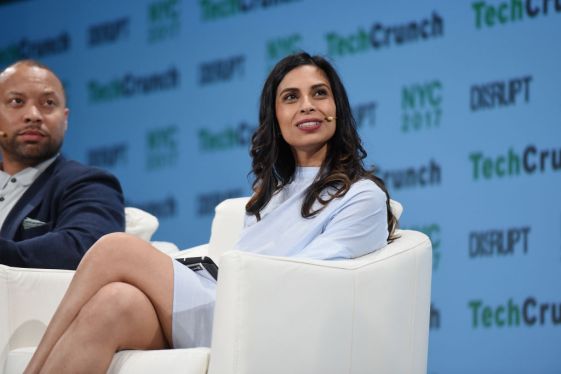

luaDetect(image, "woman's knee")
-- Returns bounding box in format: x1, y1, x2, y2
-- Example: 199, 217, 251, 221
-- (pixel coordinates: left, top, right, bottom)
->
73, 282, 166, 348
76, 282, 146, 332
80, 232, 145, 268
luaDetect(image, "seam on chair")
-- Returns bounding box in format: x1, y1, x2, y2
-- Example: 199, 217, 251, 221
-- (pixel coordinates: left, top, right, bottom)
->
408, 248, 421, 374
348, 272, 356, 374
231, 237, 431, 271
233, 253, 242, 374
7, 270, 14, 352
9, 268, 72, 275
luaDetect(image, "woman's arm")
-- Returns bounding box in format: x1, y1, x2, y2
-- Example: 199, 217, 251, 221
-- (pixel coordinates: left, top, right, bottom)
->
295, 182, 389, 260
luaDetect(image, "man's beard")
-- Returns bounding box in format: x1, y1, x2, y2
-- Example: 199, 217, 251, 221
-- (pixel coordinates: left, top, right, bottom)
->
2, 136, 63, 167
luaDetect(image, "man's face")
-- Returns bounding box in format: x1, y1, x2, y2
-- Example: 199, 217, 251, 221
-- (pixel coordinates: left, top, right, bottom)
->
0, 64, 68, 173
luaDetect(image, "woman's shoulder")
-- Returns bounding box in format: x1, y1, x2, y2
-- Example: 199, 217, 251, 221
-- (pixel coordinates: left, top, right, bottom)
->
348, 178, 386, 201
323, 178, 386, 213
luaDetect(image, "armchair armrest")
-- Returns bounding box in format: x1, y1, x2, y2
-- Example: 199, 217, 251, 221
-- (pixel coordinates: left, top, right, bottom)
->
209, 230, 432, 374
0, 265, 73, 373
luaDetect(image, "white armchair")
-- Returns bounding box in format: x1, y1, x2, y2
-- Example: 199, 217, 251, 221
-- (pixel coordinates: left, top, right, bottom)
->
1, 198, 432, 374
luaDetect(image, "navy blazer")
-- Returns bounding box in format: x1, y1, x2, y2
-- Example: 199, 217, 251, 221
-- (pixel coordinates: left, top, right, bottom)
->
0, 156, 125, 269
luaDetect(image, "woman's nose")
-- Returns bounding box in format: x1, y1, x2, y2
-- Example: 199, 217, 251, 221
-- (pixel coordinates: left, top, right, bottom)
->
299, 95, 315, 114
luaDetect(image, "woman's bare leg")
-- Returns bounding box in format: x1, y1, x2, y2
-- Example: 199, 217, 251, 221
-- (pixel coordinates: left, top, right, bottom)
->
40, 282, 168, 373
24, 233, 175, 374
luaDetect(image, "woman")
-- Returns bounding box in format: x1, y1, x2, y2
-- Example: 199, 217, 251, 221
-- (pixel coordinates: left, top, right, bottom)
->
24, 52, 397, 373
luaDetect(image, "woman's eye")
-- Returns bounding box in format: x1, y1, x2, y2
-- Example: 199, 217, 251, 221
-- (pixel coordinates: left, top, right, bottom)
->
314, 88, 328, 97
283, 93, 297, 101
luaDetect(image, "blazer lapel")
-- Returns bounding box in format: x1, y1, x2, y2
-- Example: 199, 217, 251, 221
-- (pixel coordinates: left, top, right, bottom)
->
0, 157, 61, 239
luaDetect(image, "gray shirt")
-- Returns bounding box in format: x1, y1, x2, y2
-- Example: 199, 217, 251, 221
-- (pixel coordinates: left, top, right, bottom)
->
0, 155, 57, 229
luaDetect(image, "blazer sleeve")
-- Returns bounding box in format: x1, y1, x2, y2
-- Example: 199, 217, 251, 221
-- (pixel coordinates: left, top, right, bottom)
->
0, 168, 125, 269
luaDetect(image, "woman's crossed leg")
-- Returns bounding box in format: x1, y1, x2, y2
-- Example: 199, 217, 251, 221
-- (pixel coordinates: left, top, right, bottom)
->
25, 232, 175, 374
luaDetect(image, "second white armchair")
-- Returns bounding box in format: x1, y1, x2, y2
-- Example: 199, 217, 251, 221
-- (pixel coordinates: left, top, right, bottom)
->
1, 198, 432, 374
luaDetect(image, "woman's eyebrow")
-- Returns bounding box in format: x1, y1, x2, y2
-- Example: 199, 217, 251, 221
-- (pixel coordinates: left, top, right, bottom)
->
277, 86, 299, 97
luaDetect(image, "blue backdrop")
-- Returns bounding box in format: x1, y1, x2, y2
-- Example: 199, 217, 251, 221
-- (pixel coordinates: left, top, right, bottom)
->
1, 0, 560, 372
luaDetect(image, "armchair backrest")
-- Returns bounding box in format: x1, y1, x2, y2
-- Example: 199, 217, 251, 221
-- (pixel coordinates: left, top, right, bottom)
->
207, 197, 248, 260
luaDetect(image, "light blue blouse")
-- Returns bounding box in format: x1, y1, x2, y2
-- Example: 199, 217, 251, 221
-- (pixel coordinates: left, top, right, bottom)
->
234, 167, 389, 260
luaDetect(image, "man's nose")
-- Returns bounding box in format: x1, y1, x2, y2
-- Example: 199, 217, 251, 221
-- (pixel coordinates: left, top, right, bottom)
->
24, 105, 43, 124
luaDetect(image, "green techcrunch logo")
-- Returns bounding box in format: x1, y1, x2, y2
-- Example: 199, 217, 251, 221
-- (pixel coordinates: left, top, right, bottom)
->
0, 33, 70, 65
88, 67, 180, 103
200, 0, 299, 21
472, 0, 561, 29
326, 11, 443, 57
469, 145, 561, 180
198, 122, 256, 152
469, 297, 561, 328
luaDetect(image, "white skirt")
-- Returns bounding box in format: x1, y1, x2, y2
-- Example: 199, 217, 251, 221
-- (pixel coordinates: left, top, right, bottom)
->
171, 258, 217, 348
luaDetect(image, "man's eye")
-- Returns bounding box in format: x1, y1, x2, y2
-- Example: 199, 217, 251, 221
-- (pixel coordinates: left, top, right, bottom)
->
8, 98, 23, 105
44, 99, 57, 107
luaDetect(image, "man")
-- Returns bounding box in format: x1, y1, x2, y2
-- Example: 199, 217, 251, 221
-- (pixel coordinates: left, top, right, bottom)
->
0, 60, 125, 269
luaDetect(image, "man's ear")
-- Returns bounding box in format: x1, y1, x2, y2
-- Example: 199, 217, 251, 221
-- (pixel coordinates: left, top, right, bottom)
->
64, 108, 69, 131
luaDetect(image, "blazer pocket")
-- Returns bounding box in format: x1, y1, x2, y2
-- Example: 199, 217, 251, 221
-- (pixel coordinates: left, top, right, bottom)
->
21, 222, 53, 240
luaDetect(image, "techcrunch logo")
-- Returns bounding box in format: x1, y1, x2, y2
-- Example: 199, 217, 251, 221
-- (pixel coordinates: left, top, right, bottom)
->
472, 0, 561, 29
0, 32, 70, 65
470, 75, 531, 111
326, 11, 443, 57
401, 80, 442, 133
198, 121, 256, 151
469, 297, 561, 328
88, 67, 180, 103
378, 159, 441, 191
469, 145, 561, 180
200, 0, 299, 21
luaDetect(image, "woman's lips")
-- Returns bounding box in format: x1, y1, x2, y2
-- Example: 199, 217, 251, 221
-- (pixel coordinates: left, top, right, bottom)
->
296, 120, 322, 131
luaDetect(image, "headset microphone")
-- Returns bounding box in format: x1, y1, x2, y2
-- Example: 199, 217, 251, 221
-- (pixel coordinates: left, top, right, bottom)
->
325, 116, 337, 122
0, 131, 7, 138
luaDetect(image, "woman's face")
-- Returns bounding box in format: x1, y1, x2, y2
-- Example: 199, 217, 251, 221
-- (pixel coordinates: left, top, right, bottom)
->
275, 65, 336, 166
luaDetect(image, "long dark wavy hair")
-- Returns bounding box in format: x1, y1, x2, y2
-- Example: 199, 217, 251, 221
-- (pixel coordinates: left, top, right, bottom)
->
246, 52, 397, 242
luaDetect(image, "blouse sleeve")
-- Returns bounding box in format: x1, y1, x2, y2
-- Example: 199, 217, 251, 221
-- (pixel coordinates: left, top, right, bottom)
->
294, 182, 389, 260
